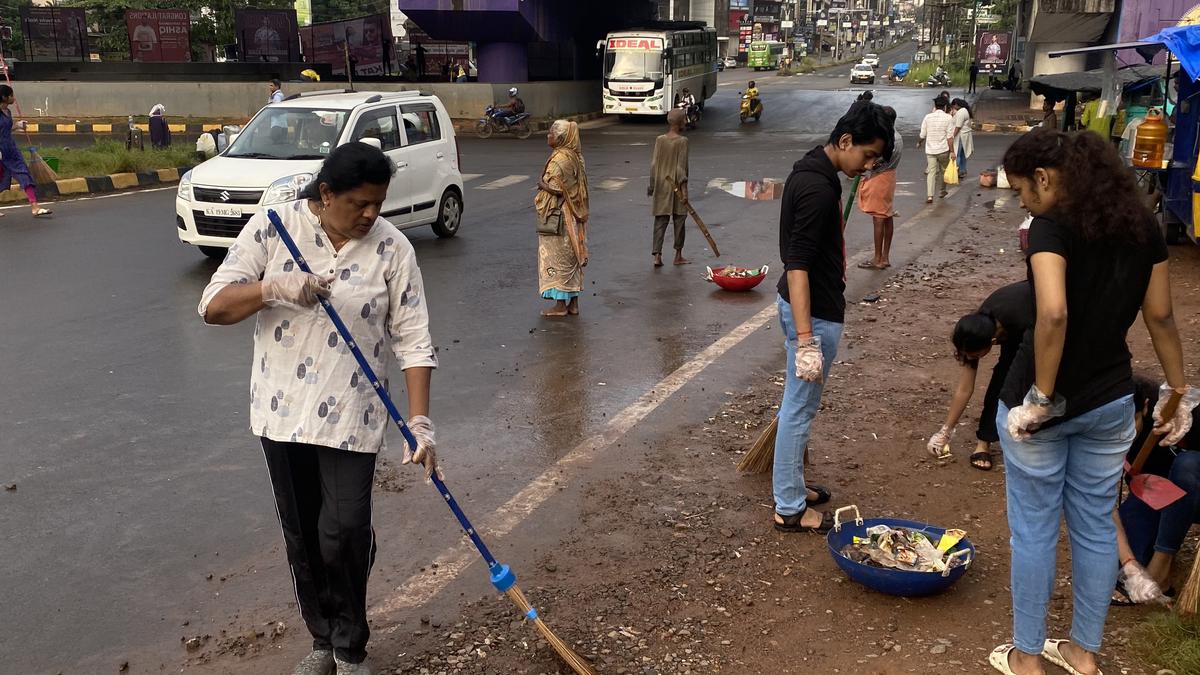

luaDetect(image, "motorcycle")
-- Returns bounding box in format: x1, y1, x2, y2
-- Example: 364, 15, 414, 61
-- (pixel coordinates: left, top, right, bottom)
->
739, 92, 763, 123
677, 99, 700, 130
476, 105, 532, 140
926, 72, 952, 88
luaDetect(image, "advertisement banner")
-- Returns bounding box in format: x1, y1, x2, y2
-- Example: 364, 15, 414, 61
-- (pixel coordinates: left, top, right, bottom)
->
236, 9, 301, 63
21, 7, 86, 62
976, 31, 1012, 75
127, 10, 192, 62
299, 14, 392, 76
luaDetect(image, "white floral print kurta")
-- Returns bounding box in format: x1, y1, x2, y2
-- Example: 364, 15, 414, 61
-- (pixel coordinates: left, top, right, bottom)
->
199, 199, 437, 453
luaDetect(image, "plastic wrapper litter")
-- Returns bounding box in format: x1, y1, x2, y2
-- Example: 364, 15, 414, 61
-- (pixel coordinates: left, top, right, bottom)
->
840, 525, 969, 574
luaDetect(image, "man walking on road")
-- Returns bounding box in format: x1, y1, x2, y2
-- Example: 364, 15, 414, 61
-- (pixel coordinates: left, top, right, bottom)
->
919, 95, 955, 203
968, 62, 979, 93
648, 109, 691, 267
772, 102, 893, 533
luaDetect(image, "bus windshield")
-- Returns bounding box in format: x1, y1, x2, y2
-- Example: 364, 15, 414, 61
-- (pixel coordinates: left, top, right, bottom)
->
605, 51, 664, 80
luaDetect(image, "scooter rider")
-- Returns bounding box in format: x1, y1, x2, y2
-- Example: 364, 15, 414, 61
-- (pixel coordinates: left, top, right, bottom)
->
678, 87, 699, 125
492, 87, 525, 125
745, 80, 760, 112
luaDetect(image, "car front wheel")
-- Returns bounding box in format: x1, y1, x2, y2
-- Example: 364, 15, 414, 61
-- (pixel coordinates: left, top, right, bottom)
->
199, 245, 228, 260
431, 188, 463, 238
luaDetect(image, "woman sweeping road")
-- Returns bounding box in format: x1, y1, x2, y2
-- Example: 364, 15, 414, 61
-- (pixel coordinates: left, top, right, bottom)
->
990, 129, 1197, 675
0, 85, 51, 218
198, 142, 440, 675
535, 120, 590, 317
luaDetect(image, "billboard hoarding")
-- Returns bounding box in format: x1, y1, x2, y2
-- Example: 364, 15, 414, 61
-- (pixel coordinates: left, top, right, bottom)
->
976, 31, 1012, 75
236, 9, 301, 63
299, 14, 392, 77
127, 10, 192, 62
21, 7, 86, 62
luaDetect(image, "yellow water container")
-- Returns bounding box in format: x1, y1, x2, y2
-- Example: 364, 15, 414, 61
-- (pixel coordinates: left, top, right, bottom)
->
1133, 107, 1168, 169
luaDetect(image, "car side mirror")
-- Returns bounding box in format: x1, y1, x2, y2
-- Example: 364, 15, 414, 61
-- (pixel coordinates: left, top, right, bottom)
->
358, 137, 383, 150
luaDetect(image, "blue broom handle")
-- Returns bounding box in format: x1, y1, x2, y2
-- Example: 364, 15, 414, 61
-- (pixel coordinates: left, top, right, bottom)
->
266, 209, 501, 571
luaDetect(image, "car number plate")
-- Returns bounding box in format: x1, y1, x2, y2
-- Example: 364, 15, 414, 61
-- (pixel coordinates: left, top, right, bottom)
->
203, 206, 242, 218
625, 107, 638, 112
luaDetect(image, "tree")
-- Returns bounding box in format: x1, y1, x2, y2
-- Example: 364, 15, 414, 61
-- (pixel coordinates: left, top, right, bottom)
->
0, 0, 34, 61
311, 0, 390, 24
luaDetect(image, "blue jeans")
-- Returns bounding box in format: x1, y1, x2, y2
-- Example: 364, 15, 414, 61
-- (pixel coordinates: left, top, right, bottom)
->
772, 295, 843, 517
1119, 450, 1200, 562
956, 142, 968, 173
998, 395, 1135, 654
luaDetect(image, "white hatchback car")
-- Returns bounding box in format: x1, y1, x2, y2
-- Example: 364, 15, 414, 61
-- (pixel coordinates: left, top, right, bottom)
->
177, 89, 465, 259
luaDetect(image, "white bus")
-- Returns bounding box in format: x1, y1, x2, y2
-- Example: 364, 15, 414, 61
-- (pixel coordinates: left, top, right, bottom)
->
600, 25, 718, 116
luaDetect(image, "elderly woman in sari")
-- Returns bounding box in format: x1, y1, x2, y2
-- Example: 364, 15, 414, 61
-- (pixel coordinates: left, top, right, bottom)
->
535, 120, 590, 317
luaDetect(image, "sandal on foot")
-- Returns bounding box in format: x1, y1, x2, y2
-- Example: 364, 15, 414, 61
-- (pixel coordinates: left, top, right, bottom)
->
32, 208, 52, 217
1043, 639, 1102, 675
774, 509, 834, 534
806, 484, 832, 506
970, 451, 994, 471
857, 260, 881, 270
1111, 580, 1134, 606
988, 645, 1019, 675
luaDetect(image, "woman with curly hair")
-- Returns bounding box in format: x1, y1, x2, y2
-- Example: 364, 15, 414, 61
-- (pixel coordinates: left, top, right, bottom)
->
989, 129, 1197, 675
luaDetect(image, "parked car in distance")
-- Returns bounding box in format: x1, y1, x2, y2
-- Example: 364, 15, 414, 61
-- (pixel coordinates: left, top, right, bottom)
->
723, 56, 738, 69
850, 63, 876, 85
862, 53, 880, 68
176, 89, 465, 260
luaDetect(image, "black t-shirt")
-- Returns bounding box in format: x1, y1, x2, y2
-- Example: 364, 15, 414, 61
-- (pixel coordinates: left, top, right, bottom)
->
1001, 214, 1169, 423
979, 281, 1033, 350
512, 97, 526, 113
776, 146, 846, 323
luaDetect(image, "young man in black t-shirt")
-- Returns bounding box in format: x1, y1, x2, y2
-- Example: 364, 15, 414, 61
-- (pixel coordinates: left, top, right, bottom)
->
771, 103, 894, 534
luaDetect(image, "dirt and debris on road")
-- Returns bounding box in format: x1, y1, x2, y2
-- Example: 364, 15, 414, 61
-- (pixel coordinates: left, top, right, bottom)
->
351, 195, 1200, 675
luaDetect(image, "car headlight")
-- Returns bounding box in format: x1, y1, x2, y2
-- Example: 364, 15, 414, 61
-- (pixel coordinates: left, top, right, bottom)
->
178, 170, 193, 202
262, 173, 314, 205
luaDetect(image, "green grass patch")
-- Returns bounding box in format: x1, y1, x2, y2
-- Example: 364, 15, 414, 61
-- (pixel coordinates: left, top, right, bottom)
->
28, 139, 199, 180
908, 58, 971, 91
1132, 612, 1200, 673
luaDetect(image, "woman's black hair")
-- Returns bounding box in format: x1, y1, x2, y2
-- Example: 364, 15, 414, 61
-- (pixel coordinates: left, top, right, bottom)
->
1002, 128, 1155, 244
952, 97, 971, 116
828, 101, 895, 162
857, 90, 874, 102
300, 141, 395, 200
0, 84, 13, 100
952, 312, 997, 365
933, 95, 949, 111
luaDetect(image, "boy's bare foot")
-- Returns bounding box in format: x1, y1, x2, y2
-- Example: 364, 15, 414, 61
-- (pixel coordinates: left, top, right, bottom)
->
653, 254, 664, 267
674, 255, 691, 266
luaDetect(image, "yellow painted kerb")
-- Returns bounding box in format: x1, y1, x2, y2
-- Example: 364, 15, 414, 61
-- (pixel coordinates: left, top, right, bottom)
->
110, 172, 139, 189
56, 178, 89, 195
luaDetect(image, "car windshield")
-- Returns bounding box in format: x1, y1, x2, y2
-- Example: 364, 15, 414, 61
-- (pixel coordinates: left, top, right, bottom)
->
605, 51, 664, 80
854, 65, 872, 71
225, 107, 349, 160
866, 54, 878, 59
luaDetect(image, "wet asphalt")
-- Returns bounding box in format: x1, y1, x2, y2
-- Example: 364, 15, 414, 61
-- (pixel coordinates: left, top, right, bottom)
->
0, 46, 1018, 673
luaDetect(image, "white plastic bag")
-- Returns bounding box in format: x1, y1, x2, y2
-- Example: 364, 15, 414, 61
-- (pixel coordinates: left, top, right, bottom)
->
996, 167, 1010, 190
195, 133, 216, 157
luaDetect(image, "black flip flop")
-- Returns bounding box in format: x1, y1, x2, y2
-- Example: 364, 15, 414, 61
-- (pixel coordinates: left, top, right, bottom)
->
969, 451, 994, 471
1111, 579, 1135, 606
806, 484, 832, 506
774, 509, 835, 534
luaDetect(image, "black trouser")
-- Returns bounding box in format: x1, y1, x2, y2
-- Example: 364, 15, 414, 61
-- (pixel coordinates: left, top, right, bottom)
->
262, 438, 377, 664
978, 342, 1017, 443
653, 213, 686, 255
968, 75, 977, 93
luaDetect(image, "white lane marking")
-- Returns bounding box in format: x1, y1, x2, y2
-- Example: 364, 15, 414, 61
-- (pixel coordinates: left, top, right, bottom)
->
0, 184, 177, 214
370, 182, 966, 622
476, 174, 529, 190
371, 300, 779, 618
461, 173, 483, 183
595, 177, 629, 191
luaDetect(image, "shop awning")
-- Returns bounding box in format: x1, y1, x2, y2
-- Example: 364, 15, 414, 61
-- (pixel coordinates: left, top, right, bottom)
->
1029, 64, 1163, 99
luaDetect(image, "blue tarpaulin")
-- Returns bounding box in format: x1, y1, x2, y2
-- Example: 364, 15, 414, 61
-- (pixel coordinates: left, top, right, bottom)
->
1141, 25, 1200, 81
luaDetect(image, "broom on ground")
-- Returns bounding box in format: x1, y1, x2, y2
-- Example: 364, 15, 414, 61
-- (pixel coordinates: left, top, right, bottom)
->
735, 175, 863, 475
267, 210, 596, 675
0, 51, 56, 186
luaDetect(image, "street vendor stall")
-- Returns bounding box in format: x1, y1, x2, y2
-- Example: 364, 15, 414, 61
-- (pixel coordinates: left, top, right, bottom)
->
1048, 25, 1200, 244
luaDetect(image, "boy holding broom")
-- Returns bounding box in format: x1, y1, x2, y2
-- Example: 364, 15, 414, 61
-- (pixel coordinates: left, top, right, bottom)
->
772, 102, 893, 533
648, 108, 690, 267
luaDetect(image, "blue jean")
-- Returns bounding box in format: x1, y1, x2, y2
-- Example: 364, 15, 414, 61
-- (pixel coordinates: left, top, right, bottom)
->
772, 294, 843, 516
998, 395, 1135, 654
956, 142, 968, 173
1119, 450, 1200, 562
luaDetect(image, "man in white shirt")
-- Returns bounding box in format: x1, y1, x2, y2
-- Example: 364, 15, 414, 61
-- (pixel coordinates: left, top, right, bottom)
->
918, 95, 955, 203
268, 78, 285, 105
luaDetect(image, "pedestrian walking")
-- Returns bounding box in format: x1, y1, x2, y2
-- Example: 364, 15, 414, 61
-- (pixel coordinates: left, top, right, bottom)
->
536, 120, 590, 317
918, 95, 954, 204
648, 108, 690, 267
927, 281, 1033, 470
856, 105, 902, 270
951, 98, 974, 178
415, 42, 427, 77
989, 128, 1197, 675
771, 102, 894, 534
1041, 98, 1059, 130
198, 142, 440, 675
148, 103, 170, 149
969, 61, 980, 93
0, 85, 51, 218
268, 78, 285, 105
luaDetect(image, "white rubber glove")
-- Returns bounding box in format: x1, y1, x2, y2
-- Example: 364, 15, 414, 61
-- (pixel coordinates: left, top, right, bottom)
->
260, 271, 331, 309
404, 415, 443, 482
927, 426, 952, 455
794, 335, 823, 382
1006, 385, 1066, 441
1153, 383, 1200, 447
1121, 560, 1169, 605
